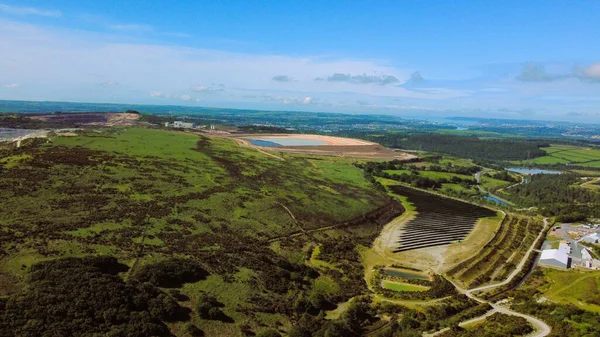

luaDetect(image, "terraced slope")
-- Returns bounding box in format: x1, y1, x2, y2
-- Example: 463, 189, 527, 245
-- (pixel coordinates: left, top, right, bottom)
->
446, 214, 544, 288
390, 185, 496, 252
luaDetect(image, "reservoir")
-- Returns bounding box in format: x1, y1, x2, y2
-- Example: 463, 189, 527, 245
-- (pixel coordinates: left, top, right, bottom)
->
506, 167, 562, 175
245, 137, 327, 147
0, 128, 38, 142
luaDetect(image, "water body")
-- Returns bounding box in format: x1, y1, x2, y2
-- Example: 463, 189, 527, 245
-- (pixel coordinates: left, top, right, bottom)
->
245, 137, 327, 147
484, 195, 509, 206
506, 167, 562, 175
0, 128, 37, 141
383, 268, 429, 280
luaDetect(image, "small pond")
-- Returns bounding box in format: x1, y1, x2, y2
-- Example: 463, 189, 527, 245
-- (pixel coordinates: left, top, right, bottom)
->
245, 137, 327, 147
506, 167, 562, 175
484, 195, 509, 206
383, 268, 429, 280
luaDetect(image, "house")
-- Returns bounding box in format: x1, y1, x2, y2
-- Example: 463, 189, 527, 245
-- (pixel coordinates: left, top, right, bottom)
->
581, 233, 599, 244
172, 121, 196, 129
539, 249, 570, 269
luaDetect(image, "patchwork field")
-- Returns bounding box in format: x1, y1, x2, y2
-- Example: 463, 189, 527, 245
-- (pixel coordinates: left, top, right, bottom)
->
514, 144, 600, 168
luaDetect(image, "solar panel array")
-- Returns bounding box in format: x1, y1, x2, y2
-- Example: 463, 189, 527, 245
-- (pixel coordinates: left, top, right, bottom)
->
390, 185, 496, 252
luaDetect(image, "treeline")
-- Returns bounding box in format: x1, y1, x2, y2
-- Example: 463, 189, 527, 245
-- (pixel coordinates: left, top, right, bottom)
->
486, 170, 519, 183
438, 312, 532, 337
237, 125, 291, 133
341, 131, 548, 161
505, 174, 600, 221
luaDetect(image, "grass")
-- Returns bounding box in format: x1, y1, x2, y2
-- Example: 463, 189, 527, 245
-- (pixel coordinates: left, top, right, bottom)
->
480, 175, 512, 191
382, 280, 429, 292
0, 126, 392, 335
514, 144, 600, 167
542, 269, 600, 313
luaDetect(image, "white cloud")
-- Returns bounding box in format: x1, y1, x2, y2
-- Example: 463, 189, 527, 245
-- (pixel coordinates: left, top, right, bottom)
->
150, 91, 169, 98
1, 83, 19, 88
190, 85, 210, 92
0, 4, 62, 17
302, 97, 312, 104
577, 62, 600, 81
180, 94, 192, 101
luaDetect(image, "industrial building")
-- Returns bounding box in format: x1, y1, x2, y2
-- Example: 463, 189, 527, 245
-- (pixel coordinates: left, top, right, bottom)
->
539, 249, 570, 269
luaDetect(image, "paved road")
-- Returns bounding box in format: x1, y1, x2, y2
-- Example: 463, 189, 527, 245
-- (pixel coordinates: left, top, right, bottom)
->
424, 218, 551, 337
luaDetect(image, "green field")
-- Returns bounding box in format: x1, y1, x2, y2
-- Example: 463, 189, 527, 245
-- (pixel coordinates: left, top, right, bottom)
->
542, 269, 600, 313
480, 175, 512, 191
515, 144, 600, 167
382, 280, 429, 292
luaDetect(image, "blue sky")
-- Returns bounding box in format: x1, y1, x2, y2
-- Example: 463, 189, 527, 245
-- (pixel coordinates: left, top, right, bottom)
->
1, 1, 600, 122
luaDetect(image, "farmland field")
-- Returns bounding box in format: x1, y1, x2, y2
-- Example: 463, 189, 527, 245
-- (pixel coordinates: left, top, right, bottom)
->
514, 144, 600, 167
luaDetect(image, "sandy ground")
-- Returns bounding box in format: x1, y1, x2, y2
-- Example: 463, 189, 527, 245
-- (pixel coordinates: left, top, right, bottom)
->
234, 133, 376, 146
232, 134, 415, 160
29, 112, 140, 126
367, 209, 504, 275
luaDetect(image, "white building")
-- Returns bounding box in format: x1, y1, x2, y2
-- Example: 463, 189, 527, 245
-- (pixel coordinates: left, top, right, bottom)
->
581, 233, 599, 244
558, 242, 571, 254
539, 249, 570, 269
172, 121, 196, 129
582, 248, 592, 261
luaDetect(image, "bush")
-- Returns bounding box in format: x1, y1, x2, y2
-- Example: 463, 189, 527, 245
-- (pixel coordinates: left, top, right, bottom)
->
256, 329, 281, 337
131, 258, 209, 287
0, 257, 186, 336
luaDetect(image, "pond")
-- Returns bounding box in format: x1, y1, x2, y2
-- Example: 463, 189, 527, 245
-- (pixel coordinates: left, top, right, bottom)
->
383, 268, 429, 280
0, 128, 37, 141
245, 137, 327, 147
484, 195, 509, 206
506, 167, 562, 175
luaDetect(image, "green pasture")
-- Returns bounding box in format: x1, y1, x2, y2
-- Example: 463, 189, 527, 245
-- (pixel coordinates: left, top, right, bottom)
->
382, 280, 429, 292
542, 269, 600, 313
514, 144, 600, 167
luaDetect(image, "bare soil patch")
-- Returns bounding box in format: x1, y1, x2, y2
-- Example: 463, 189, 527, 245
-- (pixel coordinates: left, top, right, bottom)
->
28, 112, 140, 126
233, 134, 414, 160
0, 271, 21, 296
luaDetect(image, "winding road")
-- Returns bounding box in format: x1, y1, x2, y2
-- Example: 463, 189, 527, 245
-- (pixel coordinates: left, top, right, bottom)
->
424, 218, 551, 337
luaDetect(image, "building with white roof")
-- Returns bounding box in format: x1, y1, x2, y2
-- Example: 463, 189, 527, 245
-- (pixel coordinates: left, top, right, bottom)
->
582, 247, 592, 261
581, 233, 599, 244
539, 249, 570, 269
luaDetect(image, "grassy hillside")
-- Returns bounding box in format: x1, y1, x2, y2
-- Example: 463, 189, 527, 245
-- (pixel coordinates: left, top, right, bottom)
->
0, 127, 396, 336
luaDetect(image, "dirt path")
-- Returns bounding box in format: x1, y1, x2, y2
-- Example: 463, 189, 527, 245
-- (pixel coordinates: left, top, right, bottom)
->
469, 218, 548, 293
424, 218, 551, 337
